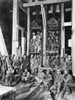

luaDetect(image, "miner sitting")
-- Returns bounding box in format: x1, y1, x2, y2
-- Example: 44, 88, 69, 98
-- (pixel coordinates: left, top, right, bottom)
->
35, 69, 45, 83
50, 68, 64, 100
5, 66, 14, 86
10, 68, 22, 86
62, 69, 73, 96
21, 69, 34, 83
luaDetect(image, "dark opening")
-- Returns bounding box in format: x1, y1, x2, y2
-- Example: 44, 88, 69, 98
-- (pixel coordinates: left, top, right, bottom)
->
18, 30, 21, 46
65, 26, 72, 55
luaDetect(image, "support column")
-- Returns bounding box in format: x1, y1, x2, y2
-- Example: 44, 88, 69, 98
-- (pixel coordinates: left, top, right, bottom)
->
72, 0, 75, 76
41, 5, 46, 66
27, 7, 30, 56
12, 0, 19, 56
61, 3, 65, 57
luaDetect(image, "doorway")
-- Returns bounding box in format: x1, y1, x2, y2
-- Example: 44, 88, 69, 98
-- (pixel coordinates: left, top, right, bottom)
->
64, 26, 72, 55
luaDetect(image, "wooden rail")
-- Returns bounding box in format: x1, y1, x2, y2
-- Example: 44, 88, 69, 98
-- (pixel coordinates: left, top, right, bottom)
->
23, 0, 71, 7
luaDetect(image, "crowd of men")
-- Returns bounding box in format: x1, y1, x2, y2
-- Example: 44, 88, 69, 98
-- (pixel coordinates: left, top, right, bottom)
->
0, 53, 30, 86
44, 54, 73, 100
0, 52, 74, 99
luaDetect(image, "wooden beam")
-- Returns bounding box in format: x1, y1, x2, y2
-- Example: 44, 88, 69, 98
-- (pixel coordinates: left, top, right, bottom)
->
27, 7, 30, 56
19, 0, 26, 12
23, 0, 71, 7
41, 4, 46, 66
61, 3, 65, 57
72, 0, 75, 76
12, 0, 19, 56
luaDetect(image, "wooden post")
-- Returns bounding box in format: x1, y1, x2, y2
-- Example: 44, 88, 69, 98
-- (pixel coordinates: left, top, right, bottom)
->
12, 0, 19, 56
61, 3, 65, 57
27, 7, 30, 56
41, 5, 46, 66
72, 0, 75, 76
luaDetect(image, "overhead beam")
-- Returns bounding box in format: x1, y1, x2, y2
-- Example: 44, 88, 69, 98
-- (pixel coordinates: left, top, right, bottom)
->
23, 0, 71, 7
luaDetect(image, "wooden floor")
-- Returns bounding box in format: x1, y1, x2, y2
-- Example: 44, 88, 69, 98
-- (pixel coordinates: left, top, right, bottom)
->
27, 85, 44, 100
15, 82, 43, 100
1, 82, 75, 100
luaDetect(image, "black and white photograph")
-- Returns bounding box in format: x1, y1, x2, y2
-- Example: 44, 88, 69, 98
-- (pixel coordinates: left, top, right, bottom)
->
0, 0, 74, 100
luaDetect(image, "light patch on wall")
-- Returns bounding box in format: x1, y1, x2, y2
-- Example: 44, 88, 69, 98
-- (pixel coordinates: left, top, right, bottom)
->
68, 39, 72, 47
0, 26, 8, 56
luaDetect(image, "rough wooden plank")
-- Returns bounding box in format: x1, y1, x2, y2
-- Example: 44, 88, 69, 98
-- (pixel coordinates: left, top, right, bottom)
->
23, 0, 71, 7
15, 83, 42, 100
